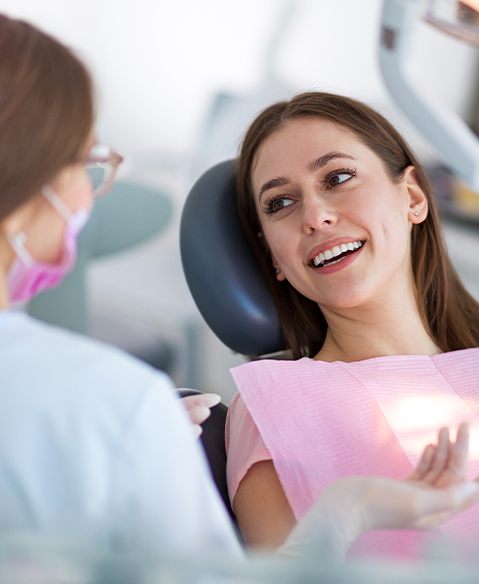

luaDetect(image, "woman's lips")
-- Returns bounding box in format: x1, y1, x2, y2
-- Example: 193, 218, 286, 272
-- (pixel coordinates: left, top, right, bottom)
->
310, 241, 365, 275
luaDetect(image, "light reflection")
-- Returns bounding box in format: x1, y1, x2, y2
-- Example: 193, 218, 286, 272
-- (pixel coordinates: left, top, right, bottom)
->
385, 395, 479, 467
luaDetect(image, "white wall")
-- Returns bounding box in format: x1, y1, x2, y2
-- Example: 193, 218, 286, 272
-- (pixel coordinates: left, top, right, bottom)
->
1, 0, 477, 162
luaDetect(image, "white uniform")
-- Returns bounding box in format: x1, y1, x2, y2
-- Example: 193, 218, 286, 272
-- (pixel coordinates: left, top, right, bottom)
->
0, 311, 240, 556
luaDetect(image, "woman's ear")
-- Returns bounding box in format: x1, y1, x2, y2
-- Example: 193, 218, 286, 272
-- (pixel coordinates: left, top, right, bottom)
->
403, 166, 428, 224
272, 256, 286, 282
1, 196, 37, 236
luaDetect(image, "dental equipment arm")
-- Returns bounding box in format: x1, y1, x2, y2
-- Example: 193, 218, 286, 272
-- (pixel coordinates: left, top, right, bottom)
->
379, 0, 479, 190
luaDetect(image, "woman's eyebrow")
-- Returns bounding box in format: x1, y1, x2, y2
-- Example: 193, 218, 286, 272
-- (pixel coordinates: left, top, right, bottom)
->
259, 176, 289, 200
258, 152, 357, 199
309, 151, 356, 171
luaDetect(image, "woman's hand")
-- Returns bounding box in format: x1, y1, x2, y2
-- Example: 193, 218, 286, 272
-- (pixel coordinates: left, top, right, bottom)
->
361, 422, 479, 531
409, 423, 468, 487
179, 391, 221, 437
279, 423, 479, 560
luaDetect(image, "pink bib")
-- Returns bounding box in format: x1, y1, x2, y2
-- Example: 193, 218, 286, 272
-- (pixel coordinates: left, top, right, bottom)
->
228, 348, 479, 560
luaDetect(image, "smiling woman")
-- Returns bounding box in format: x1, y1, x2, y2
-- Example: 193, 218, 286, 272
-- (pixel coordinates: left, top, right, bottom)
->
250, 115, 429, 337
236, 93, 479, 359
226, 92, 479, 559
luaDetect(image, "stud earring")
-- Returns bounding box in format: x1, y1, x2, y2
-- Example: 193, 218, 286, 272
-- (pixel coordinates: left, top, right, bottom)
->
413, 210, 419, 217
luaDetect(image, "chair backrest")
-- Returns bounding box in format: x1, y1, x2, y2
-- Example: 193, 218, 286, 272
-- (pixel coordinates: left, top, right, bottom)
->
180, 160, 285, 357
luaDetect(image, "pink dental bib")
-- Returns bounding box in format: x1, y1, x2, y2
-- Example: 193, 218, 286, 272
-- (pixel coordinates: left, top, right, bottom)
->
227, 348, 479, 560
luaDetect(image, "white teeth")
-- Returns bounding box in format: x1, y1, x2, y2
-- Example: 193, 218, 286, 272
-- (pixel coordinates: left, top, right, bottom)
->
311, 240, 364, 267
325, 257, 343, 266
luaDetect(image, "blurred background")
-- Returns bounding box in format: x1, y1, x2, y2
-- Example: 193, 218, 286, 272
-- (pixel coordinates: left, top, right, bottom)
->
1, 0, 478, 402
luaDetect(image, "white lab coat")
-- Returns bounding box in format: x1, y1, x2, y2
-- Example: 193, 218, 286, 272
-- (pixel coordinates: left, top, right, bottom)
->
0, 311, 240, 556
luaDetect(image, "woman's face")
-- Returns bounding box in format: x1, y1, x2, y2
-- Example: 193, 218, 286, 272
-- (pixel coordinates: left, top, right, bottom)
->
251, 117, 427, 311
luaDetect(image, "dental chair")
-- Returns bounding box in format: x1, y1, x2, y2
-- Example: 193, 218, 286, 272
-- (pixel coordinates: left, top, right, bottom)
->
180, 159, 284, 358
180, 160, 286, 526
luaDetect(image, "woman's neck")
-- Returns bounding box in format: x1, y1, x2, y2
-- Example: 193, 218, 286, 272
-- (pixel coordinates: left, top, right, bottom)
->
315, 285, 440, 363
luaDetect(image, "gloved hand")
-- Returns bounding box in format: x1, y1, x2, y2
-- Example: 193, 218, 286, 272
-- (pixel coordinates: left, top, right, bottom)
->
278, 423, 479, 561
179, 391, 222, 437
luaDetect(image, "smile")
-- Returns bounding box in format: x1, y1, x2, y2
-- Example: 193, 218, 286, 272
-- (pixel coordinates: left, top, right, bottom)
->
309, 240, 365, 268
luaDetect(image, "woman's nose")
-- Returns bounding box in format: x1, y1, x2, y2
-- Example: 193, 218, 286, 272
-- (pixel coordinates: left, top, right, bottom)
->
301, 195, 337, 235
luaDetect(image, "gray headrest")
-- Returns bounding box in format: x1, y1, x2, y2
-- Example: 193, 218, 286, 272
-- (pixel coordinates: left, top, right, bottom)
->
180, 160, 284, 356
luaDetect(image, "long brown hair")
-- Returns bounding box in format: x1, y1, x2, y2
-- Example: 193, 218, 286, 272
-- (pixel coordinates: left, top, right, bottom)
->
237, 92, 479, 358
0, 14, 94, 222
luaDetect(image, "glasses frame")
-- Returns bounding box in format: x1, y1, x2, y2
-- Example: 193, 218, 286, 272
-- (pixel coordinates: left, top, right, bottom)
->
85, 144, 124, 197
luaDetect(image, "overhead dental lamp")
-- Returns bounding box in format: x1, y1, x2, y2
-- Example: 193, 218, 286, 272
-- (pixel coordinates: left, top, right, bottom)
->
380, 0, 479, 190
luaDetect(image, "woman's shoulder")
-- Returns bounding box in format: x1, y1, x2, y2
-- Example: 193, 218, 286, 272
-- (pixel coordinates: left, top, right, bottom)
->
230, 356, 337, 390
227, 392, 248, 420
231, 356, 315, 376
433, 346, 479, 362
226, 393, 268, 449
340, 347, 479, 373
229, 348, 479, 402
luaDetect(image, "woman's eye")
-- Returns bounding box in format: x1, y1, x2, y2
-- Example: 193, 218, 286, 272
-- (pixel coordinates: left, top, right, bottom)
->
265, 196, 294, 215
325, 168, 357, 190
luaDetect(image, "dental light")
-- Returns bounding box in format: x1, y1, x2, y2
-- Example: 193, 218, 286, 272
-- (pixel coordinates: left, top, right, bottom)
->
380, 0, 479, 190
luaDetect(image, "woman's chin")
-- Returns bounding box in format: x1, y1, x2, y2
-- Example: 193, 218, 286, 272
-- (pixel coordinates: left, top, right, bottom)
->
317, 290, 374, 312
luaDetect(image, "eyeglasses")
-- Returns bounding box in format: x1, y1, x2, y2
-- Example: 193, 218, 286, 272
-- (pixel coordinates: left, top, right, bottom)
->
85, 143, 124, 197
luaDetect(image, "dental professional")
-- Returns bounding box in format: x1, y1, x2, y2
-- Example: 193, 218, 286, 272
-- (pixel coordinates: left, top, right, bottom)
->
1, 14, 479, 565
0, 13, 240, 556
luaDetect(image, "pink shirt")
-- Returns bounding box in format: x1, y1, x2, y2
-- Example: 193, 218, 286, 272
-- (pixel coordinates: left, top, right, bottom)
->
226, 349, 479, 559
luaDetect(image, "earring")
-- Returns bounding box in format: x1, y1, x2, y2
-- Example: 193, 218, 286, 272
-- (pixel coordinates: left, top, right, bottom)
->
413, 210, 419, 217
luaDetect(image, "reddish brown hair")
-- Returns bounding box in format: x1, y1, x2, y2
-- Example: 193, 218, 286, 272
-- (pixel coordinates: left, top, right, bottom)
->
0, 14, 94, 222
237, 92, 479, 358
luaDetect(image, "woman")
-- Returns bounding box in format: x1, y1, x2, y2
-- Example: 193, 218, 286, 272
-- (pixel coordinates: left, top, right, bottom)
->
1, 14, 478, 563
227, 92, 479, 559
0, 13, 239, 557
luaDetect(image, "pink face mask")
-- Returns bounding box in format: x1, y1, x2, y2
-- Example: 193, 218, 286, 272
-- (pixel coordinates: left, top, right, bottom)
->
7, 185, 90, 303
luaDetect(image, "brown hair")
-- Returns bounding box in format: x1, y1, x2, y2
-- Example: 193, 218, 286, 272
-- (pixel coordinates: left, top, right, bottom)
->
237, 91, 479, 358
0, 14, 94, 222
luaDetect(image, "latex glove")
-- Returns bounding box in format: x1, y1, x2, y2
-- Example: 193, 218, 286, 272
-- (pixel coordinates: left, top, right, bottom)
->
179, 391, 221, 438
279, 423, 479, 561
364, 423, 477, 531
